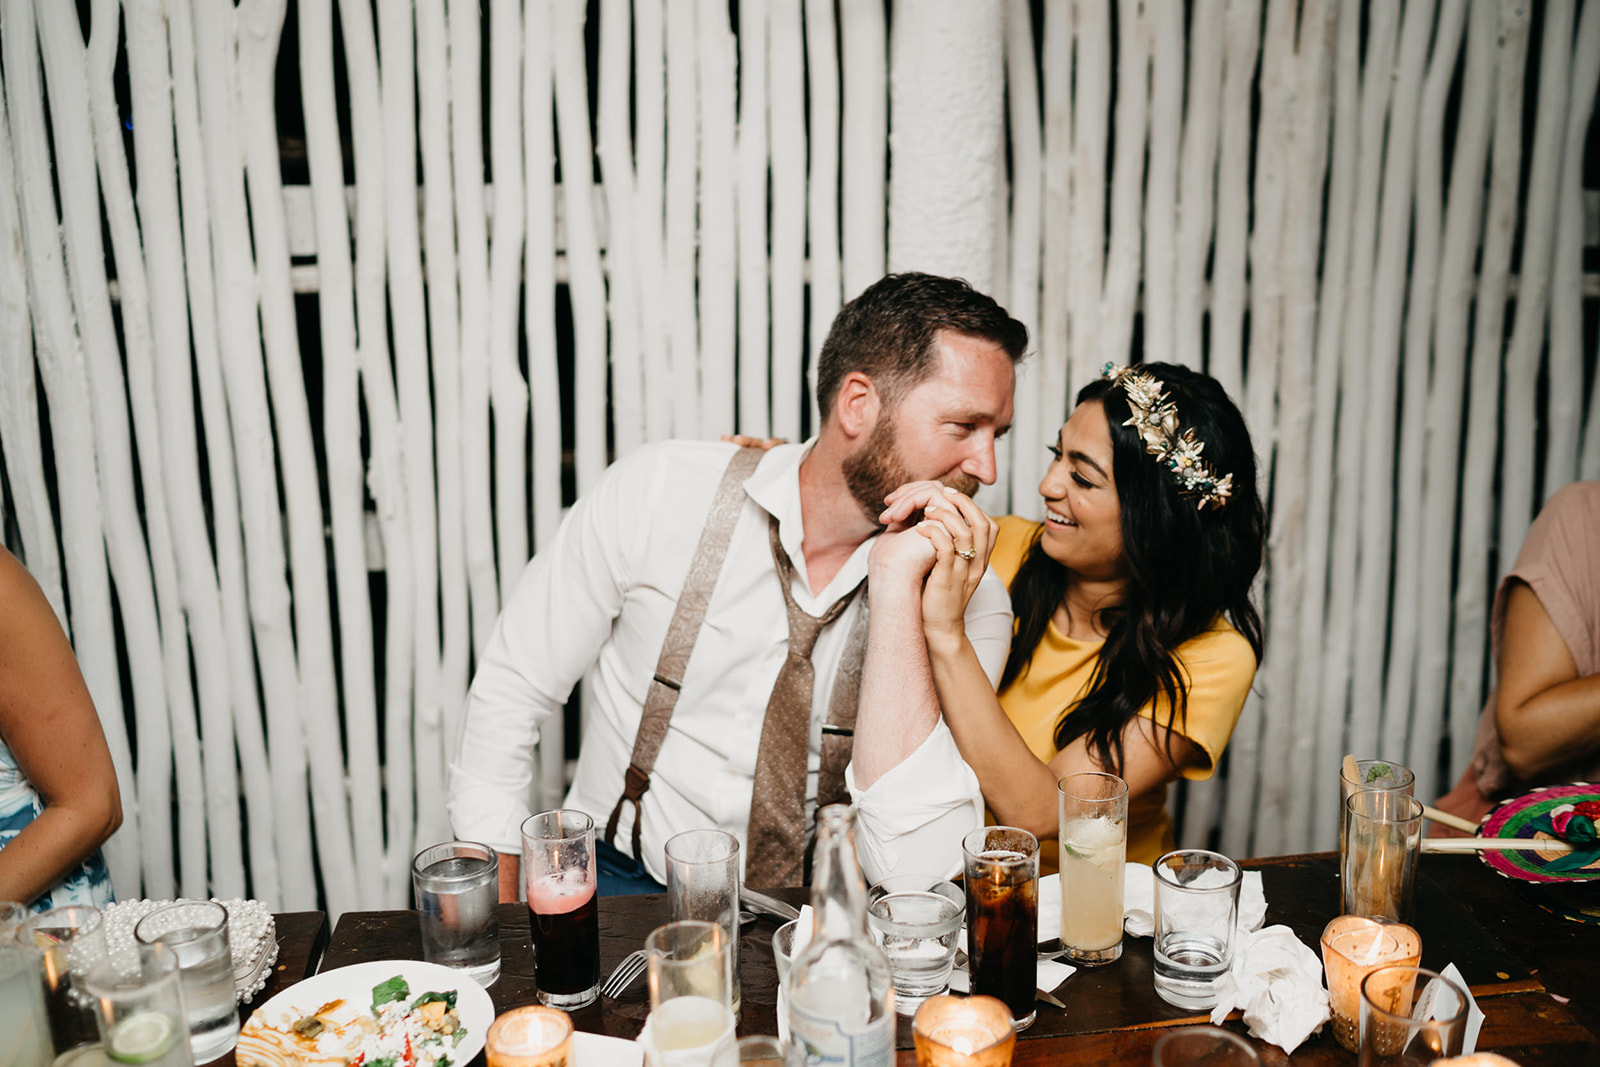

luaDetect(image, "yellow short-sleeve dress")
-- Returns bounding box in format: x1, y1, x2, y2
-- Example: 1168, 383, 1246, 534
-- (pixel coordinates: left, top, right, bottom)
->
988, 516, 1258, 872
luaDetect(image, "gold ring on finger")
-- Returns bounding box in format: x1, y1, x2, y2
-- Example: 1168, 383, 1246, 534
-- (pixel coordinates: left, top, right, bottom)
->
955, 547, 976, 561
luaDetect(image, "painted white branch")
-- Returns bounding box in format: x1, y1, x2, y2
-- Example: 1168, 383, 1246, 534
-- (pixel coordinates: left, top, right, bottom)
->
170, 0, 280, 906
1316, 0, 1395, 791
128, 0, 248, 901
769, 0, 807, 439
737, 0, 771, 438
664, 0, 701, 437
1414, 0, 1495, 810
415, 0, 469, 820
1306, 0, 1366, 850
2, 3, 142, 894
1099, 0, 1149, 368
1349, 0, 1435, 773
340, 0, 414, 907
840, 0, 886, 299
300, 0, 386, 908
1173, 0, 1224, 373
633, 0, 672, 444
1068, 0, 1108, 389
1497, 0, 1571, 563
238, 0, 359, 917
377, 0, 437, 882
489, 0, 530, 592
35, 0, 174, 899
83, 0, 210, 898
1236, 0, 1299, 857
699, 0, 739, 436
888, 0, 1005, 292
1384, 1, 1466, 805
1449, 2, 1529, 781
195, 0, 317, 910
1142, 1, 1182, 364
598, 0, 644, 456
524, 0, 564, 808
553, 0, 609, 493
1038, 0, 1072, 472
1211, 0, 1262, 858
806, 0, 843, 385
5, 8, 132, 894
0, 74, 60, 615
1207, 0, 1259, 403
1545, 1, 1600, 495
1004, 0, 1044, 512
450, 0, 501, 654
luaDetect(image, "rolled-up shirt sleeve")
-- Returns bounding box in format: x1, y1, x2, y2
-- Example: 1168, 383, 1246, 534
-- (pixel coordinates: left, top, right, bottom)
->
846, 568, 1013, 882
446, 452, 646, 855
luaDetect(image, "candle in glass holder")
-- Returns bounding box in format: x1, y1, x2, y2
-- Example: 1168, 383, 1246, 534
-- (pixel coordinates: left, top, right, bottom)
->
1319, 915, 1421, 1053
912, 995, 1016, 1067
487, 1005, 574, 1067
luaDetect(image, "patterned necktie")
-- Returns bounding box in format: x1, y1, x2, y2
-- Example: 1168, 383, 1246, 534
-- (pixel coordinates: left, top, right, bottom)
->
745, 514, 863, 887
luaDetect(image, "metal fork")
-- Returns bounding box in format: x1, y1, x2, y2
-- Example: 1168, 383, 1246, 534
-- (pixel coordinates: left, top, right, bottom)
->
601, 949, 648, 998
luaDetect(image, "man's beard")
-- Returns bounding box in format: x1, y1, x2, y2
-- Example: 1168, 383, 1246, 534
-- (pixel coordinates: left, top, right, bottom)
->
842, 415, 980, 525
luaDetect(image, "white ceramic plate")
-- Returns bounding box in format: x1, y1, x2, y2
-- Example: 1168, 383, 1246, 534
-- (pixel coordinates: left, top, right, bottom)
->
245, 959, 493, 1064
573, 1031, 645, 1067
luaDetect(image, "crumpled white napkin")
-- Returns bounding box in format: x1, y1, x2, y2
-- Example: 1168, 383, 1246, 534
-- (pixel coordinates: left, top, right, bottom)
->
1207, 925, 1330, 1054
1436, 963, 1485, 1054
1122, 864, 1266, 938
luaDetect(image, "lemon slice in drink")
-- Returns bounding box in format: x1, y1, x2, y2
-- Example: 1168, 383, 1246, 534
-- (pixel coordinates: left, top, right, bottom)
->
106, 1010, 181, 1064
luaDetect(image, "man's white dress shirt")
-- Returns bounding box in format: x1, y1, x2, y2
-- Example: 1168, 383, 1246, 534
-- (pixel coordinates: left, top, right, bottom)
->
447, 440, 1014, 884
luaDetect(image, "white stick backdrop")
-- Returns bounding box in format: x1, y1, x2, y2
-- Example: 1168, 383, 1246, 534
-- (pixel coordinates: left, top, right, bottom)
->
1, 0, 1598, 912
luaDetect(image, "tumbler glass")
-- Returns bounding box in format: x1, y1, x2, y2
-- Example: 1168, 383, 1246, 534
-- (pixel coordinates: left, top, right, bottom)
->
961, 826, 1039, 1031
522, 809, 601, 1009
0, 933, 52, 1067
1342, 792, 1423, 923
1152, 850, 1242, 1011
1358, 965, 1469, 1066
134, 900, 237, 1061
645, 920, 735, 1059
1057, 771, 1128, 965
665, 829, 742, 1014
865, 875, 964, 1014
21, 905, 107, 1055
85, 944, 194, 1067
1150, 1026, 1261, 1066
412, 840, 502, 986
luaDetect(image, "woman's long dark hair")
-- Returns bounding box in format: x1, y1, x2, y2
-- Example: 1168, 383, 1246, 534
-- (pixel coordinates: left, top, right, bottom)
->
999, 363, 1266, 774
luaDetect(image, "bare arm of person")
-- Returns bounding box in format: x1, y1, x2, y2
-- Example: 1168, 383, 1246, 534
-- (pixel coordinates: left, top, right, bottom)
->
884, 483, 1200, 841
0, 548, 123, 905
1495, 580, 1600, 781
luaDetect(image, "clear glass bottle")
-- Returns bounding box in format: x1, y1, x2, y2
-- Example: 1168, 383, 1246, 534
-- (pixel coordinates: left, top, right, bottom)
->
786, 805, 894, 1067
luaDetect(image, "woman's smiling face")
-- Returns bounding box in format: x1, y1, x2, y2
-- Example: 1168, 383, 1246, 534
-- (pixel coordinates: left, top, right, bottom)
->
1037, 401, 1127, 582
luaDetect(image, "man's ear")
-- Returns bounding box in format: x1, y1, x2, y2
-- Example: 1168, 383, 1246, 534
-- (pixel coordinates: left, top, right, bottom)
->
833, 371, 880, 440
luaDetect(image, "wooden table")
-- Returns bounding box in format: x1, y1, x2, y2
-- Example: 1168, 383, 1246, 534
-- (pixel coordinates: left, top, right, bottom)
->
239, 854, 1599, 1065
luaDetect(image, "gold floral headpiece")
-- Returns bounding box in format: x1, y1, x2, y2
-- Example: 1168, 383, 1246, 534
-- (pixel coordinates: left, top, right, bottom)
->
1101, 362, 1233, 511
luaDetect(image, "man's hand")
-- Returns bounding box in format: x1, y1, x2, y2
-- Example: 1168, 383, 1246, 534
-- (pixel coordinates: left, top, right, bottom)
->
880, 482, 997, 652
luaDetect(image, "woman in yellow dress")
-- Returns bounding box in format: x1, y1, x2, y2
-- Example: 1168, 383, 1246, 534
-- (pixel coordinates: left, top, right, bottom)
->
880, 362, 1265, 870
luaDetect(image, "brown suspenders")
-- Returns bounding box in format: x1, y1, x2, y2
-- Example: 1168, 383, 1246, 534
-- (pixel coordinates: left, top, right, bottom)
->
603, 446, 868, 863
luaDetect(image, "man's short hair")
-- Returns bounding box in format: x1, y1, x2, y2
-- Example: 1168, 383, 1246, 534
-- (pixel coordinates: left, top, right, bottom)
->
815, 273, 1030, 420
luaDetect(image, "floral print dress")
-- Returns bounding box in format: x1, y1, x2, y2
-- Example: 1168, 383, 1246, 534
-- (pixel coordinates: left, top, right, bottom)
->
0, 735, 114, 912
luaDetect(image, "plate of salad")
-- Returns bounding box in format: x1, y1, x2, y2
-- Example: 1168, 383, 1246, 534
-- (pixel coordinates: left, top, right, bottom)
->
236, 960, 494, 1067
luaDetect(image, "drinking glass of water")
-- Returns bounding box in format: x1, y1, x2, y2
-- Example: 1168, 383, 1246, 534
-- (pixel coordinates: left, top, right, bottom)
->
85, 944, 194, 1067
664, 829, 742, 1014
1152, 850, 1242, 1011
21, 905, 108, 1057
133, 901, 237, 1062
864, 875, 964, 1015
412, 840, 502, 986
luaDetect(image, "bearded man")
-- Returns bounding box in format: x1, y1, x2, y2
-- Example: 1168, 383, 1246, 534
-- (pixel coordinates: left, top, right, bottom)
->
448, 273, 1027, 897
